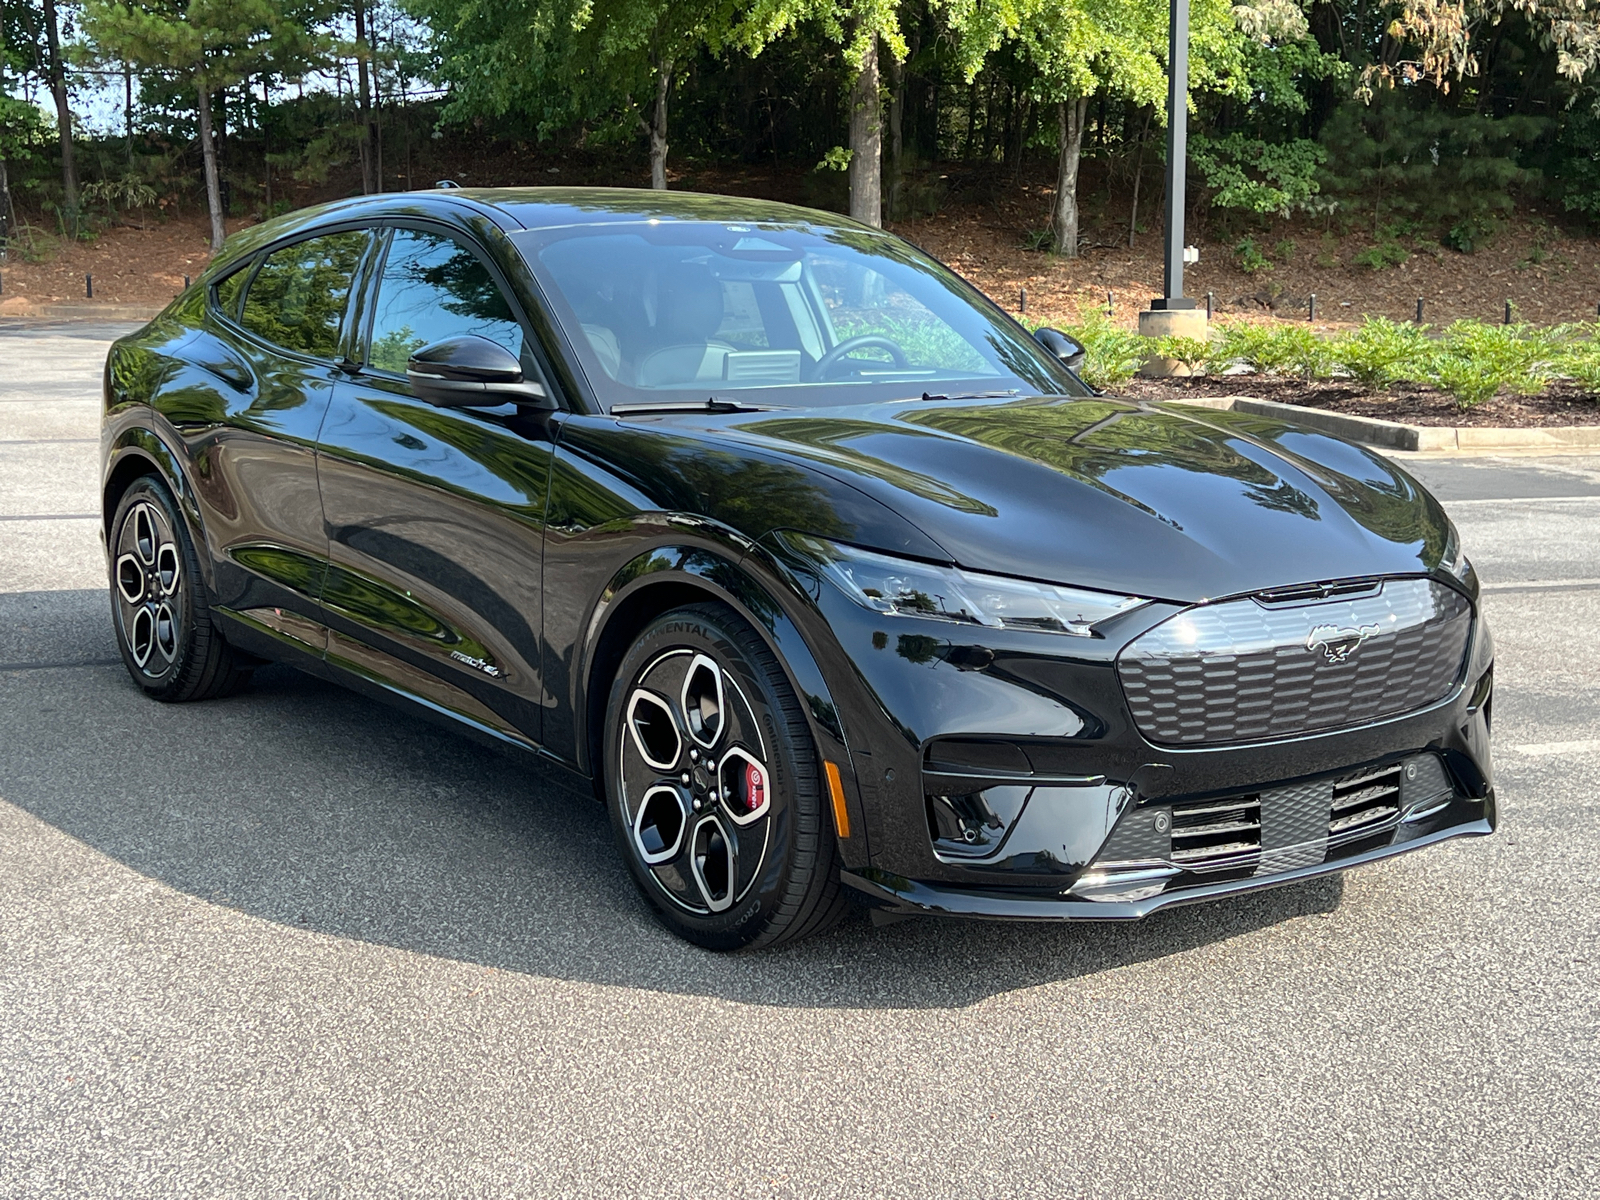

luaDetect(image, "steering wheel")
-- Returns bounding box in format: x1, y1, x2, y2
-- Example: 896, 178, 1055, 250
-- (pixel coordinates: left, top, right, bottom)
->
813, 334, 910, 379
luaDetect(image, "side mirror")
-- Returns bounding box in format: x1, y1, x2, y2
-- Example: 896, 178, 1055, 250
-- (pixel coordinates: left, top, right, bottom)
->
406, 335, 549, 408
1034, 327, 1087, 372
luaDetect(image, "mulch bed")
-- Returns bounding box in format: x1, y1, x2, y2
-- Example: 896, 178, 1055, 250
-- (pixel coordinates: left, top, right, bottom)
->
1122, 374, 1600, 427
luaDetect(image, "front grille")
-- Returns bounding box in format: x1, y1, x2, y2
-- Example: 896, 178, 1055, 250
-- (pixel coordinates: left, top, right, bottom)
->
1117, 577, 1472, 746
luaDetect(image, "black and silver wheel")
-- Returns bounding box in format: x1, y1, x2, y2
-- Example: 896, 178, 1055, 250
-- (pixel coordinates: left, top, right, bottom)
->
109, 476, 251, 702
604, 602, 846, 951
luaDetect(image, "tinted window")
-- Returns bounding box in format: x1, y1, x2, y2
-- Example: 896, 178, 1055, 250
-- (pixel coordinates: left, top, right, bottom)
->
366, 229, 528, 373
239, 232, 368, 358
514, 221, 1083, 409
213, 263, 250, 320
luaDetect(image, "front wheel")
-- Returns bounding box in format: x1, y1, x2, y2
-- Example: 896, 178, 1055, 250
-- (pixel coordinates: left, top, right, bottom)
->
109, 475, 252, 702
603, 602, 847, 951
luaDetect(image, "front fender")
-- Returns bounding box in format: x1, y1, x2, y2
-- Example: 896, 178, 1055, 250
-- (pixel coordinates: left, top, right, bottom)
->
578, 538, 870, 869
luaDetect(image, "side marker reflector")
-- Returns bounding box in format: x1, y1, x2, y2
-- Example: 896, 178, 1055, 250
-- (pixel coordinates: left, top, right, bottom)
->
824, 760, 850, 838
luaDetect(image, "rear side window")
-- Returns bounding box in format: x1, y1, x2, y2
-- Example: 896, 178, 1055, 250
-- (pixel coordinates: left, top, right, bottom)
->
239, 230, 369, 359
366, 228, 528, 373
213, 263, 249, 319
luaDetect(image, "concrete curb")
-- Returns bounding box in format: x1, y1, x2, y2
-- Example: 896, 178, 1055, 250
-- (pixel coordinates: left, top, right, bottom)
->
40, 303, 166, 322
0, 302, 166, 322
1165, 395, 1600, 454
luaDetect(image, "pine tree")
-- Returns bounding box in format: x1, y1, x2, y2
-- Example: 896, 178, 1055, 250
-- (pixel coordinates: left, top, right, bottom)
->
80, 0, 327, 251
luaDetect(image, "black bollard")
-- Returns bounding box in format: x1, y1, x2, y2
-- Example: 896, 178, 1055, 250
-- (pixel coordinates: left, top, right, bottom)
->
184, 275, 191, 290
1106, 289, 1113, 316
1416, 297, 1424, 324
1504, 299, 1513, 325
1206, 291, 1214, 320
1019, 286, 1027, 314
86, 273, 93, 299
1308, 293, 1316, 322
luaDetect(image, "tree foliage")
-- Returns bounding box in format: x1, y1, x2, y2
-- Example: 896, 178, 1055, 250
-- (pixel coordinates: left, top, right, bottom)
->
6, 0, 1600, 260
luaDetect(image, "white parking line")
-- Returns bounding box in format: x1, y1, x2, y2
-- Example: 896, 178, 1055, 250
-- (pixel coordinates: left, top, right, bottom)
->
1512, 739, 1600, 757
1449, 495, 1600, 505
1480, 578, 1600, 591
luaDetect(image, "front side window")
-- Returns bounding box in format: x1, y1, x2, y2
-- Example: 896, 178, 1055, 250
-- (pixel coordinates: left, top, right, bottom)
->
513, 221, 1084, 409
239, 231, 369, 359
366, 228, 529, 374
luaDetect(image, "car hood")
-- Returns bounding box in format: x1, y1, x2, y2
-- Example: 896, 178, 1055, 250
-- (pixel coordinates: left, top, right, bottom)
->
692, 395, 1453, 603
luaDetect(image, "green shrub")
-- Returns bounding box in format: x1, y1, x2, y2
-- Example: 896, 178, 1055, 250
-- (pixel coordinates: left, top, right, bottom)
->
1554, 325, 1600, 396
1353, 239, 1410, 271
1274, 325, 1337, 379
1153, 335, 1213, 373
1215, 321, 1328, 375
1331, 317, 1433, 389
1426, 321, 1565, 407
1059, 308, 1148, 390
1562, 344, 1600, 396
1217, 322, 1288, 372
1234, 237, 1272, 274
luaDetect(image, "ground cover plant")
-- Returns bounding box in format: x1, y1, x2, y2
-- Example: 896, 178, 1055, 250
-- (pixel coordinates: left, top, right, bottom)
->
1049, 308, 1149, 390
1183, 317, 1594, 408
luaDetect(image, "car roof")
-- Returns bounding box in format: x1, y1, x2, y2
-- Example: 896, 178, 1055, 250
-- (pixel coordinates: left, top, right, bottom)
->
450, 186, 872, 235
206, 187, 876, 279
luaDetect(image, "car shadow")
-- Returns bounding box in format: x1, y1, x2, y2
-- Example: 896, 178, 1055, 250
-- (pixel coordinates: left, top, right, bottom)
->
1, 589, 1344, 1011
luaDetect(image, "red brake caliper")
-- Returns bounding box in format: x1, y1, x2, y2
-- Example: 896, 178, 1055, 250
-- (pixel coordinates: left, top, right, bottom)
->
745, 761, 766, 813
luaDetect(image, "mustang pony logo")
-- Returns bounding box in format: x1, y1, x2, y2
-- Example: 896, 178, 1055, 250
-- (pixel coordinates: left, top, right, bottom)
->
1306, 622, 1381, 663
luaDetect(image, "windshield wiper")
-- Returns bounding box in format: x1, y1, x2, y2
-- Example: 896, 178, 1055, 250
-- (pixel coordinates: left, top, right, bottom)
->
610, 397, 788, 417
916, 389, 1020, 402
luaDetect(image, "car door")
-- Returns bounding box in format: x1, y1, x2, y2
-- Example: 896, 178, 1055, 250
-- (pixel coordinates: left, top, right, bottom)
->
199, 228, 373, 652
315, 223, 557, 747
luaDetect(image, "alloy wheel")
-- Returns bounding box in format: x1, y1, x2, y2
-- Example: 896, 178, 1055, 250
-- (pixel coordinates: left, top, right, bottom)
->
617, 649, 774, 915
113, 499, 186, 678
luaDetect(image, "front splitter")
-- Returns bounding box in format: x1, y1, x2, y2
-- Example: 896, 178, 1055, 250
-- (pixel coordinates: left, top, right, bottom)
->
842, 817, 1494, 921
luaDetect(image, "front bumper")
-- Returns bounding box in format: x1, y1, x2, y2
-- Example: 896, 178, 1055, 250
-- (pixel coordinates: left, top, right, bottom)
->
843, 788, 1494, 920
775, 548, 1497, 919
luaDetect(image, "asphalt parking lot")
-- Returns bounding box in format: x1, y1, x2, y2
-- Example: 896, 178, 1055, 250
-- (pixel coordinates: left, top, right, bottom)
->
2, 318, 1597, 1198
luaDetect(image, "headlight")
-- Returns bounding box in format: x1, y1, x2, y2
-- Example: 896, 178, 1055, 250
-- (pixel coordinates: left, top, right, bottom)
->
1442, 519, 1475, 585
783, 534, 1147, 637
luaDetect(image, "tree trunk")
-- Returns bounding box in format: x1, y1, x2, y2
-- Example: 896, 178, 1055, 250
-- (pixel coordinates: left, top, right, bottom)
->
124, 64, 134, 166
371, 24, 384, 186
848, 35, 882, 227
1051, 96, 1089, 257
262, 76, 272, 215
41, 0, 77, 214
0, 156, 12, 245
887, 50, 904, 221
1128, 105, 1152, 250
647, 56, 672, 190
196, 84, 226, 254
354, 0, 377, 193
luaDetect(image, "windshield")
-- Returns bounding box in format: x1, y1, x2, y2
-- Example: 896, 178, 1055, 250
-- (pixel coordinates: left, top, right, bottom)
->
510, 220, 1087, 409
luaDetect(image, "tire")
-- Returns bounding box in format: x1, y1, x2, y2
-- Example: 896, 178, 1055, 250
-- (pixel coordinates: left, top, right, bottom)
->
603, 601, 847, 951
108, 475, 252, 702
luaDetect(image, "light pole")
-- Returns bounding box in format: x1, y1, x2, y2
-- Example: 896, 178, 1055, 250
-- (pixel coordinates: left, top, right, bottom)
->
1137, 0, 1207, 361
1157, 0, 1193, 311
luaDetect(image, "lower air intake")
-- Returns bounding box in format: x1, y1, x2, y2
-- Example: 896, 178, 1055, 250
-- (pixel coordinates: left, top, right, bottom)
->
1075, 753, 1459, 902
1330, 763, 1404, 836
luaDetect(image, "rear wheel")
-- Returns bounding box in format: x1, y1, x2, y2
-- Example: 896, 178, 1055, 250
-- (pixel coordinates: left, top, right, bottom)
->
603, 601, 846, 951
109, 475, 252, 702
